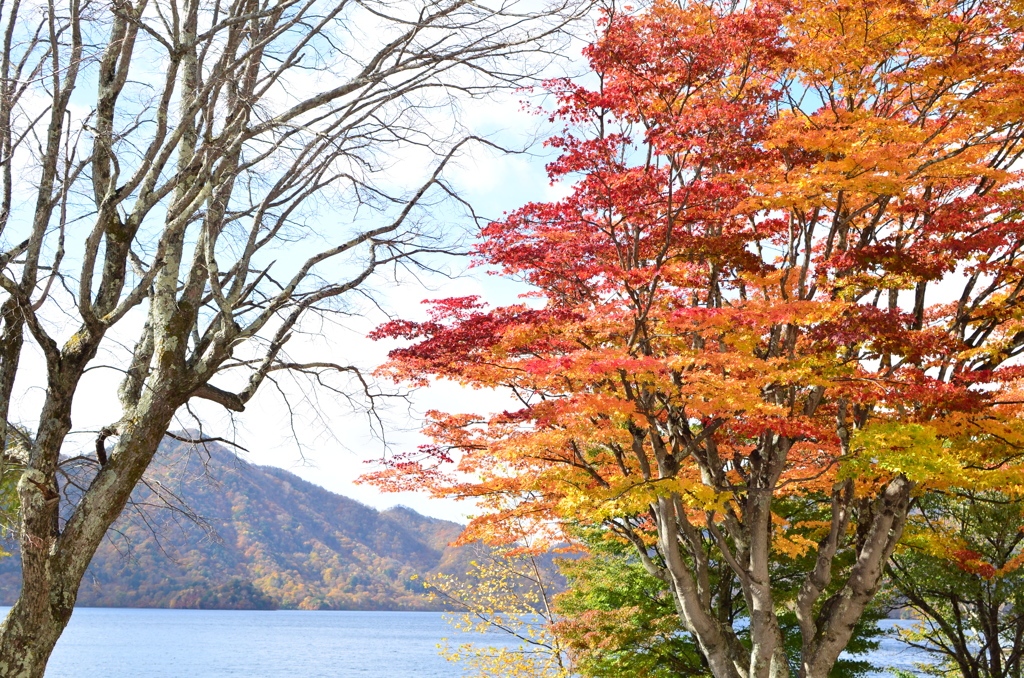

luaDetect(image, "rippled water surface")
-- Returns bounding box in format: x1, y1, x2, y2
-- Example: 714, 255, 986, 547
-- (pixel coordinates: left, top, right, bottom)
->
0, 607, 930, 677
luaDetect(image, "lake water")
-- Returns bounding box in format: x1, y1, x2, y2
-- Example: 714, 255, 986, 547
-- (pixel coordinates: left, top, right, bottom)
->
870, 620, 932, 675
0, 608, 930, 677
12, 608, 501, 678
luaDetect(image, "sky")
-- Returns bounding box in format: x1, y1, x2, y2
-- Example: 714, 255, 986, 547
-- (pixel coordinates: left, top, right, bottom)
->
218, 88, 580, 522
226, 97, 570, 523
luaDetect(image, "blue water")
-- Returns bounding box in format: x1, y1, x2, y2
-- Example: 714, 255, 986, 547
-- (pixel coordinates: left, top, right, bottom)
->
10, 608, 503, 678
868, 620, 933, 676
0, 607, 931, 677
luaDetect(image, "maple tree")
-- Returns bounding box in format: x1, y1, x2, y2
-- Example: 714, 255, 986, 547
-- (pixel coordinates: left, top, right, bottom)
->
366, 0, 1024, 676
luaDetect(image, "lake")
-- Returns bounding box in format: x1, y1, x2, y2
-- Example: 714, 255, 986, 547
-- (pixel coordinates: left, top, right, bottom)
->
0, 608, 929, 677
12, 608, 500, 678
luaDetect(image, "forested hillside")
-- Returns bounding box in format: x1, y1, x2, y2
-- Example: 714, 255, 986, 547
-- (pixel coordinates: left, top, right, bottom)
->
0, 438, 474, 610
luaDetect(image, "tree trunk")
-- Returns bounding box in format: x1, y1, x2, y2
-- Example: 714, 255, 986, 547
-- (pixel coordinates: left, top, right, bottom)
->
0, 400, 179, 676
0, 581, 75, 678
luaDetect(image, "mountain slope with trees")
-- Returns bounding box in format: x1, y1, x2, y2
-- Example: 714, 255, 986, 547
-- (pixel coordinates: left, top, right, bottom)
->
0, 439, 473, 611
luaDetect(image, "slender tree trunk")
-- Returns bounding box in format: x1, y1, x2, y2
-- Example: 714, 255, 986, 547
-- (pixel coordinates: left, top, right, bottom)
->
0, 301, 23, 451
800, 476, 912, 678
656, 496, 749, 678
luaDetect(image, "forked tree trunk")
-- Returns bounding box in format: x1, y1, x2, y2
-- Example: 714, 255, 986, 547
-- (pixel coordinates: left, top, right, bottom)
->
639, 476, 911, 678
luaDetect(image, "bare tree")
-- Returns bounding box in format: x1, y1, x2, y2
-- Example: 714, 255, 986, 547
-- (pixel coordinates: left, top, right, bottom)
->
0, 0, 584, 675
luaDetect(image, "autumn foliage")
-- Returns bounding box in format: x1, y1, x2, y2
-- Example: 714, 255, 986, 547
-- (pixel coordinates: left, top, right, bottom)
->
424, 548, 572, 678
366, 1, 1024, 676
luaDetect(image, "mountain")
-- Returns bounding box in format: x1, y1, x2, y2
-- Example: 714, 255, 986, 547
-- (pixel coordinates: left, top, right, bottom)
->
0, 438, 477, 610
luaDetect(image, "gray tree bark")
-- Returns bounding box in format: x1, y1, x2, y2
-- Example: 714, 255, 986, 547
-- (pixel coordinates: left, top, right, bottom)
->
613, 408, 914, 678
